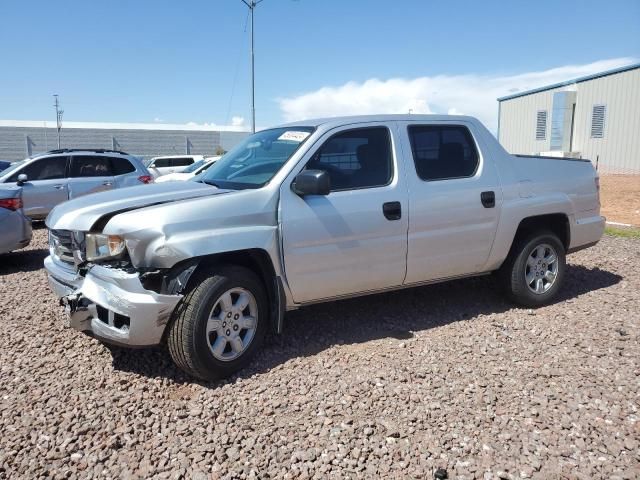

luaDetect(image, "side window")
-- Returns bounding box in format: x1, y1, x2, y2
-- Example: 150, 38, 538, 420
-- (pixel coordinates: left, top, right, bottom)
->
171, 157, 194, 167
8, 156, 67, 182
408, 125, 479, 181
308, 127, 392, 191
110, 157, 136, 175
151, 158, 170, 168
70, 156, 113, 178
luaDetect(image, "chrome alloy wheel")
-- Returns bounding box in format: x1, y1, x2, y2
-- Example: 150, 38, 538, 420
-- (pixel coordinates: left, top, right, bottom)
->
206, 288, 258, 362
525, 243, 559, 294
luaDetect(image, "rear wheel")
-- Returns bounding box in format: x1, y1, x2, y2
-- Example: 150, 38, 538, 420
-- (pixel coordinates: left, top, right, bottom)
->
499, 231, 566, 307
167, 266, 268, 381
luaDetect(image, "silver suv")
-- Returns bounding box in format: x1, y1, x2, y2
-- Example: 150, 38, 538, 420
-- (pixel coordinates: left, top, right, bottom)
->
0, 149, 152, 219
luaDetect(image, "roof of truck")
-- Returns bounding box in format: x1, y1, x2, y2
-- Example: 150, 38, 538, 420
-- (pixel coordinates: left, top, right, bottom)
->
280, 114, 477, 128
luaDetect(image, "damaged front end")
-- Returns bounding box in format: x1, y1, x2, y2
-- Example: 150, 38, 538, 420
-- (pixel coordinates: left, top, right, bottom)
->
44, 230, 185, 347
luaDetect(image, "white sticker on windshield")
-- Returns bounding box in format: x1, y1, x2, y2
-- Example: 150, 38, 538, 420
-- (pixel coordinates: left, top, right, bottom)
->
278, 131, 310, 142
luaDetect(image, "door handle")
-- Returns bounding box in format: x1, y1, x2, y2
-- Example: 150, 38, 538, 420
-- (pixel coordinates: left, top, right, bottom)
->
53, 184, 65, 190
102, 182, 113, 186
481, 191, 495, 208
382, 201, 402, 220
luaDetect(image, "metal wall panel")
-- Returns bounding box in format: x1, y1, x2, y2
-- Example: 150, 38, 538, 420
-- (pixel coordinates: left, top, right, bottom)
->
0, 126, 250, 162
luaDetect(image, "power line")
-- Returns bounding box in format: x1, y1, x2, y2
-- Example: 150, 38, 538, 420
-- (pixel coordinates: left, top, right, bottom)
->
225, 8, 250, 126
239, 0, 264, 133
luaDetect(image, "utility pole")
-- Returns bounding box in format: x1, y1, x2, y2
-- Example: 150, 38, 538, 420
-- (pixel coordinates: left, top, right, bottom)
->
53, 94, 64, 149
240, 0, 263, 134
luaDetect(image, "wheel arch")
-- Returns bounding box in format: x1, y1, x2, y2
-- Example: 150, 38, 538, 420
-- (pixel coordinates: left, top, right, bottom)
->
504, 213, 570, 263
159, 248, 284, 335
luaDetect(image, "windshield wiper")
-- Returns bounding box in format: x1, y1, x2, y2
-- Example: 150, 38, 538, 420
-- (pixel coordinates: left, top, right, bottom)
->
198, 179, 222, 188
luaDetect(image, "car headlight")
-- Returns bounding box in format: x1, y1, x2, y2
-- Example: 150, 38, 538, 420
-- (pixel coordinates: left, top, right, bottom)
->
85, 233, 126, 262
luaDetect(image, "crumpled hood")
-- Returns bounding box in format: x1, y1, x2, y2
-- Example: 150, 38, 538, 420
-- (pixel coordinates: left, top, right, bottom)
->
46, 181, 227, 231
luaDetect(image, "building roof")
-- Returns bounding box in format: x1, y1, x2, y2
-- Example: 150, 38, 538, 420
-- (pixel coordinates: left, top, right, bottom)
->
497, 62, 640, 102
0, 119, 250, 133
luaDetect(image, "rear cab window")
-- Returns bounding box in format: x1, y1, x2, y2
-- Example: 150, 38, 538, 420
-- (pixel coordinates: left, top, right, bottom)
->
408, 125, 479, 181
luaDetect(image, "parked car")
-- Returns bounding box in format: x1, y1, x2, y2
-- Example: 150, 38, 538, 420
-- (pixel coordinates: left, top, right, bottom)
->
0, 149, 153, 219
0, 160, 12, 172
155, 156, 221, 183
0, 185, 32, 254
147, 155, 203, 178
44, 115, 605, 380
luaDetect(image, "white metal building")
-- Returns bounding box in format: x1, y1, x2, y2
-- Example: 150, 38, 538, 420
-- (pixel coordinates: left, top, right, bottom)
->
497, 63, 640, 174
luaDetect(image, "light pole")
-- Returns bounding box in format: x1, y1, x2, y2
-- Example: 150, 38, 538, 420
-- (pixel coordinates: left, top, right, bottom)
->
240, 0, 263, 134
53, 94, 64, 149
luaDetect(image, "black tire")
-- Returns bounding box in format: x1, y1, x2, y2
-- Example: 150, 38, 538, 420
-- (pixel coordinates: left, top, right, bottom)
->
498, 230, 566, 307
167, 265, 268, 381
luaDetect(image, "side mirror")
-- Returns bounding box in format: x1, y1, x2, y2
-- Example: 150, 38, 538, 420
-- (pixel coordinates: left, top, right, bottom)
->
293, 169, 330, 196
16, 173, 28, 186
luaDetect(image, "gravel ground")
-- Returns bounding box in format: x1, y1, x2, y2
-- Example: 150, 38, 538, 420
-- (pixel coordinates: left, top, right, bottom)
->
0, 227, 638, 479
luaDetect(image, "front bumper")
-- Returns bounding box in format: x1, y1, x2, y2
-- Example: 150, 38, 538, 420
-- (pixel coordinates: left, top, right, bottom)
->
44, 255, 182, 347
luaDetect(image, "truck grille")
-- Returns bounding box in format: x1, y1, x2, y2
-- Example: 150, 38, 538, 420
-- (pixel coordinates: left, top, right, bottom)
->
49, 229, 76, 266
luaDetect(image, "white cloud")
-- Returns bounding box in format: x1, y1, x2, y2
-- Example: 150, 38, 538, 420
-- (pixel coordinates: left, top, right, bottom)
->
153, 117, 163, 122
278, 58, 637, 132
231, 116, 245, 127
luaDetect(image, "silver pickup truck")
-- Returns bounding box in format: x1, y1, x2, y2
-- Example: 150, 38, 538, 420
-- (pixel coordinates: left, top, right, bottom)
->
45, 115, 605, 380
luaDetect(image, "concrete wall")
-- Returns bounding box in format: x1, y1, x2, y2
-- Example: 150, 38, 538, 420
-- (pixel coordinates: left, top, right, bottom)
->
0, 125, 249, 162
498, 67, 640, 174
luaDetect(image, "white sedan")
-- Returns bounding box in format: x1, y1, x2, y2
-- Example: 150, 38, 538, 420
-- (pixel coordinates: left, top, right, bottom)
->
154, 156, 221, 183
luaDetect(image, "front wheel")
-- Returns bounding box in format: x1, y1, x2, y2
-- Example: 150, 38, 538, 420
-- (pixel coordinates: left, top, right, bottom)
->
499, 231, 566, 307
167, 266, 268, 381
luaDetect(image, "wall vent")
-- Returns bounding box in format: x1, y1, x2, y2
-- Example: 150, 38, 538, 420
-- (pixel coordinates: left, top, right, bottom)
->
535, 111, 547, 140
591, 105, 606, 139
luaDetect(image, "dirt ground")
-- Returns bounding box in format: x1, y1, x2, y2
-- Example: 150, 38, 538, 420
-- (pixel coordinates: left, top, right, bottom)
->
1, 229, 639, 479
599, 174, 640, 226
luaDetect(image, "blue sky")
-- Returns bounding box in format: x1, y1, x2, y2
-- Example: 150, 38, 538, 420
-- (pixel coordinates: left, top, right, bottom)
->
0, 0, 638, 130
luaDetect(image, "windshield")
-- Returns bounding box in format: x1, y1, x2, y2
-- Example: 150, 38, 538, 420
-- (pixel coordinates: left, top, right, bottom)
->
198, 127, 315, 189
183, 159, 207, 173
0, 159, 27, 179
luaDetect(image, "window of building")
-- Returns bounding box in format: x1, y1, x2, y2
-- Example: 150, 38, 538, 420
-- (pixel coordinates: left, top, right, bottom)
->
536, 110, 547, 140
7, 156, 68, 182
408, 125, 479, 181
591, 105, 606, 139
70, 156, 113, 177
307, 127, 392, 191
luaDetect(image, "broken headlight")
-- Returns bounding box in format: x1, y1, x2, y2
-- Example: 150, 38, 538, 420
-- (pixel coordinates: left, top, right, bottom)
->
85, 233, 126, 262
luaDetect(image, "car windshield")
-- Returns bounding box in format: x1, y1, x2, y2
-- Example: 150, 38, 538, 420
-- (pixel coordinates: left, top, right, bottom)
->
198, 127, 315, 189
0, 159, 27, 179
183, 159, 206, 173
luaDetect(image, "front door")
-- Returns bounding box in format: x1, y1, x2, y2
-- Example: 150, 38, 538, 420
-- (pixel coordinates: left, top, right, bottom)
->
9, 155, 69, 218
68, 155, 115, 200
280, 124, 409, 303
399, 121, 502, 283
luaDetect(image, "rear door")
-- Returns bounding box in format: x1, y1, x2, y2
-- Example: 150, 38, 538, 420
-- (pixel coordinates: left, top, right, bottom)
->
280, 123, 409, 303
68, 155, 115, 199
399, 121, 502, 283
6, 156, 69, 218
